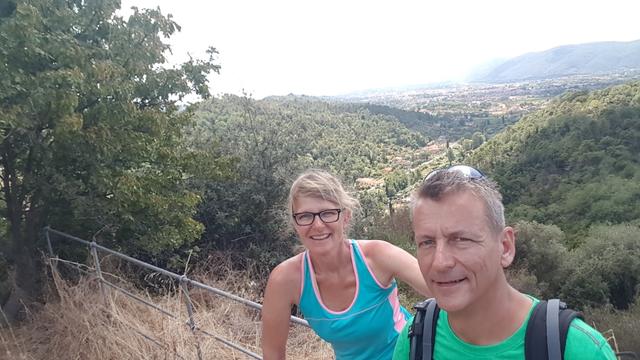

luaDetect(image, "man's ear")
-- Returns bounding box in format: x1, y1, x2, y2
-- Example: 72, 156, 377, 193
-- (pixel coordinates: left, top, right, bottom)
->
500, 227, 516, 268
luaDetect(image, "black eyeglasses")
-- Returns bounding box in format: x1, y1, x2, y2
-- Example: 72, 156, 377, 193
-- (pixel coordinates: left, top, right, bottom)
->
424, 165, 485, 181
292, 209, 343, 226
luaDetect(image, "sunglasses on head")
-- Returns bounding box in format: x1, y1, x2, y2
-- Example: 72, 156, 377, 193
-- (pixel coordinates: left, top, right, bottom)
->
424, 165, 485, 181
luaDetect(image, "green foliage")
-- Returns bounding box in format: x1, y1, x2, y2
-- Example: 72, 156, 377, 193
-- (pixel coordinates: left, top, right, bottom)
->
446, 147, 455, 166
351, 188, 387, 237
339, 98, 523, 142
511, 221, 568, 295
560, 223, 640, 310
506, 268, 544, 299
0, 0, 223, 297
471, 81, 640, 242
511, 221, 640, 312
189, 95, 302, 264
384, 170, 419, 205
344, 102, 437, 141
188, 95, 427, 270
471, 131, 485, 149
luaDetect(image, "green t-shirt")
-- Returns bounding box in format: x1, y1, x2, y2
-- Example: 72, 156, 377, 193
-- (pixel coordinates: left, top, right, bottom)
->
392, 298, 616, 360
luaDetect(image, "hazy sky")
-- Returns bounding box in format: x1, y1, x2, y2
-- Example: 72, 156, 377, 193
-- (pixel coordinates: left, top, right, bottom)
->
119, 0, 640, 98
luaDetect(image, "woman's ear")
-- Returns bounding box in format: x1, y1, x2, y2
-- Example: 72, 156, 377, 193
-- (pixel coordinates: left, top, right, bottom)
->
342, 209, 352, 227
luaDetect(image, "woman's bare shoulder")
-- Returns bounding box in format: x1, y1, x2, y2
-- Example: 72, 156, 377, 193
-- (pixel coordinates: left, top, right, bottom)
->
270, 253, 304, 279
266, 253, 304, 302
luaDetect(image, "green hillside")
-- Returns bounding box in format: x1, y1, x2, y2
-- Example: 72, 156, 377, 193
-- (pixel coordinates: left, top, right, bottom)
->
193, 95, 427, 182
471, 81, 640, 242
188, 95, 427, 262
339, 102, 440, 139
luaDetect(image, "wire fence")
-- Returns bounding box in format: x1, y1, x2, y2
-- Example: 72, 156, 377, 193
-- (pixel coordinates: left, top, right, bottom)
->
43, 227, 309, 360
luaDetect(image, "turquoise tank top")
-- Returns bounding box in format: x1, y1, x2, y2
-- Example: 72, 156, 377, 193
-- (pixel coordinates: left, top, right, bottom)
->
299, 240, 410, 360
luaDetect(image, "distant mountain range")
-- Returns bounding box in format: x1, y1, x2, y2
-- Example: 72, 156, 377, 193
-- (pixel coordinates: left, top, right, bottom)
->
468, 39, 640, 83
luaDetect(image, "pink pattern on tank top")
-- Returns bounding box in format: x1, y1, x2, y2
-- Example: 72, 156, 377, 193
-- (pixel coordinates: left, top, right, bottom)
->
388, 287, 407, 332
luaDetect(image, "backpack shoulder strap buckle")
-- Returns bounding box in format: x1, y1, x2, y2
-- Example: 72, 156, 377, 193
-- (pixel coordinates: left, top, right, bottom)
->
409, 299, 433, 338
409, 298, 439, 360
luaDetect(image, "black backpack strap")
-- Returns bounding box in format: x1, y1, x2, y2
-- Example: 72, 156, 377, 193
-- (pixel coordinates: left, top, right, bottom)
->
409, 300, 429, 360
525, 299, 584, 360
408, 298, 439, 360
558, 302, 583, 357
525, 300, 548, 360
422, 299, 439, 359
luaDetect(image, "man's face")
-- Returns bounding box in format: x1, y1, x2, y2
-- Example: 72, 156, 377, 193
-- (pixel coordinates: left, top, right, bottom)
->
412, 191, 514, 315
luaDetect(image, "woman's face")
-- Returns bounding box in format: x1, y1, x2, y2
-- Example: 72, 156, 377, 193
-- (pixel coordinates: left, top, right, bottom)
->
292, 196, 350, 253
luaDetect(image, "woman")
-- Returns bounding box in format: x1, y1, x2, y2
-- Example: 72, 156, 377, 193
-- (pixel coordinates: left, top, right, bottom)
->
261, 169, 429, 360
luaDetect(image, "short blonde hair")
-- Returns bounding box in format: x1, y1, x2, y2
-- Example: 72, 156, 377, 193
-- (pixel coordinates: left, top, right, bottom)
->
287, 169, 360, 223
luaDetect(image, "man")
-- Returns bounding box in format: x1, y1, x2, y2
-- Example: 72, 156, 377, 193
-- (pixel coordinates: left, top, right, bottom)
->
393, 165, 616, 360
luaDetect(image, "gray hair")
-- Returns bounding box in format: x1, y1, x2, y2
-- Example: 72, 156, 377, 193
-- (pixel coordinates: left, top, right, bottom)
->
412, 170, 505, 234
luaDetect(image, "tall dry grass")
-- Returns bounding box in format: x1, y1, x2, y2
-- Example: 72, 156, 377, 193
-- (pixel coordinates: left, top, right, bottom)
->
0, 257, 333, 359
586, 300, 640, 355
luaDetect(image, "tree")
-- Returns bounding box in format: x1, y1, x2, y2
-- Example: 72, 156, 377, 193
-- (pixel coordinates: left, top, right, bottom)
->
446, 148, 455, 166
191, 94, 307, 270
560, 223, 640, 310
383, 171, 411, 216
0, 0, 221, 315
471, 131, 485, 149
511, 221, 568, 296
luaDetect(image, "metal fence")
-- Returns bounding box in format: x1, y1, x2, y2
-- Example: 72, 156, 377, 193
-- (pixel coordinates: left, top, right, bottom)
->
43, 227, 309, 360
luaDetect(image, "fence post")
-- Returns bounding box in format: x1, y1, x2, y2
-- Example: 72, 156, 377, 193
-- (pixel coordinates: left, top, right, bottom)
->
43, 226, 58, 273
180, 276, 203, 360
90, 240, 107, 302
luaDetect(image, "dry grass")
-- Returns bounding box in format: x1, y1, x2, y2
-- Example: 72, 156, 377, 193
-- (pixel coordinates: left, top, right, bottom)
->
585, 301, 640, 355
0, 258, 333, 359
4, 256, 637, 359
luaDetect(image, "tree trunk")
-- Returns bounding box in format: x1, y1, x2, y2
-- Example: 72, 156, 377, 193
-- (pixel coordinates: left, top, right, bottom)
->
1, 154, 43, 323
1, 228, 43, 324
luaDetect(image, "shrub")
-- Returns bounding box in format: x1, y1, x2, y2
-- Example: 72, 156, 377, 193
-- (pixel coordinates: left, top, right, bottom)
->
561, 223, 640, 310
512, 221, 569, 296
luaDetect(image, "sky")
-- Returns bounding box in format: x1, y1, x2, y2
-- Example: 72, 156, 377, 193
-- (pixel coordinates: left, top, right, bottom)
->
119, 0, 640, 99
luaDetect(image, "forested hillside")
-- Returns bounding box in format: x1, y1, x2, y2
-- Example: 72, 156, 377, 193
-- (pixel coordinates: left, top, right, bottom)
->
187, 95, 427, 267
338, 102, 440, 139
471, 81, 640, 240
193, 95, 426, 182
458, 81, 640, 319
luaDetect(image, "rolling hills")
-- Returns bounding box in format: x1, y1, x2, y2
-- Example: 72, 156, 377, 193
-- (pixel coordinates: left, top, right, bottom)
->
468, 39, 640, 83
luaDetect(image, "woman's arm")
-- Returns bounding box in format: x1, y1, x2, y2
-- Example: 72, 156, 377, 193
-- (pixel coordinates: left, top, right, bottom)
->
261, 259, 299, 360
362, 240, 431, 297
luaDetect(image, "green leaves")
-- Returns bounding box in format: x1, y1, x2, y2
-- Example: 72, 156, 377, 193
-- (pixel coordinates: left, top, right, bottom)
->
0, 0, 223, 291
467, 82, 640, 311
470, 81, 640, 240
560, 223, 640, 310
186, 95, 428, 270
